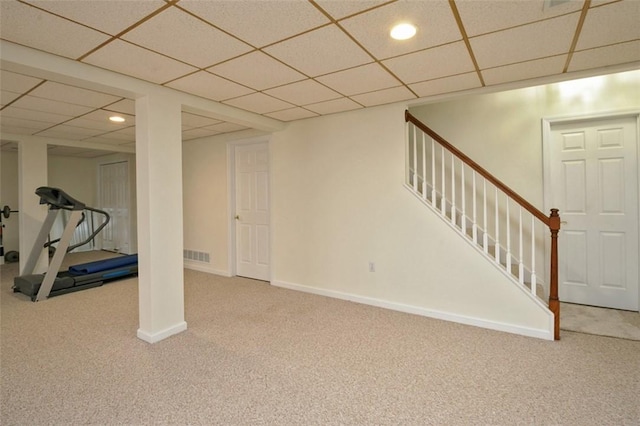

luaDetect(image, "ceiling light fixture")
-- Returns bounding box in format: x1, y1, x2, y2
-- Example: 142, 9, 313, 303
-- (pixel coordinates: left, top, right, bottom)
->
109, 115, 125, 123
390, 23, 416, 40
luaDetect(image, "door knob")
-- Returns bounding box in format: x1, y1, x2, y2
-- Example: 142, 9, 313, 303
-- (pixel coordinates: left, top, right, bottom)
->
235, 215, 240, 220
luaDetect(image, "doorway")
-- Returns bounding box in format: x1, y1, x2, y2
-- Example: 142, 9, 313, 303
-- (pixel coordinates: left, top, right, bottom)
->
99, 160, 131, 254
231, 141, 270, 281
544, 113, 639, 311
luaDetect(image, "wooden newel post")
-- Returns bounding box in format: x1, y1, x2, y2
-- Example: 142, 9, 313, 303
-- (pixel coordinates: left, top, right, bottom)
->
548, 208, 561, 340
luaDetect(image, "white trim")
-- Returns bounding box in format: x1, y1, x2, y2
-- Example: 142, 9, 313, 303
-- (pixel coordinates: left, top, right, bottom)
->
183, 261, 231, 277
137, 321, 187, 344
272, 280, 554, 341
542, 110, 640, 311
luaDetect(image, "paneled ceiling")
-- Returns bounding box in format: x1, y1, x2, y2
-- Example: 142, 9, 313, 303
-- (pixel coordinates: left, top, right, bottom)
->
1, 0, 639, 158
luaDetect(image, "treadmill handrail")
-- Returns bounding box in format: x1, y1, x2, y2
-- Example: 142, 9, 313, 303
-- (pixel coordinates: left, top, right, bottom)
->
36, 186, 85, 211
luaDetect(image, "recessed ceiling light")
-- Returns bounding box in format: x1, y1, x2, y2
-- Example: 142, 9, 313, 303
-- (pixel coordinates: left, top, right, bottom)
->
109, 116, 125, 123
390, 23, 416, 41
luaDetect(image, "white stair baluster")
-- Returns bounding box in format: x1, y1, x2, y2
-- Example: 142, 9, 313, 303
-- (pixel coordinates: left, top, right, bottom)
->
531, 215, 537, 296
451, 154, 456, 225
441, 148, 446, 215
472, 171, 477, 244
506, 197, 511, 273
431, 139, 436, 209
422, 133, 427, 201
461, 164, 466, 235
519, 207, 524, 285
483, 179, 488, 254
412, 127, 418, 192
495, 187, 500, 264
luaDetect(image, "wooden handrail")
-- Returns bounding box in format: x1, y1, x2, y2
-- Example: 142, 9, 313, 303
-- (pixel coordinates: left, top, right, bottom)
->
406, 110, 561, 340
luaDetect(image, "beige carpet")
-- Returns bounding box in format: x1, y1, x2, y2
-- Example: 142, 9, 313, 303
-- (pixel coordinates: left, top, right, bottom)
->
560, 302, 640, 341
2, 251, 639, 425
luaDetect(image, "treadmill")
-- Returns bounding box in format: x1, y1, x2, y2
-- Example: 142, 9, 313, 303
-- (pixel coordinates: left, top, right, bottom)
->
12, 186, 138, 302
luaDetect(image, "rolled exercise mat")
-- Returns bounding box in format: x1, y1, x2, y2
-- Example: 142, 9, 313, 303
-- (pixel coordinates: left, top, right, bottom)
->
69, 254, 138, 275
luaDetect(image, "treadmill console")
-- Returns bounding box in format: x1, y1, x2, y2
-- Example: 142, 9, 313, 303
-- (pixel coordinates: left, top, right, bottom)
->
35, 186, 86, 211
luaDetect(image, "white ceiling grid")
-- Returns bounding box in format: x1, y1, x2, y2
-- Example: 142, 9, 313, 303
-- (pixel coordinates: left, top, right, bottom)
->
0, 0, 638, 158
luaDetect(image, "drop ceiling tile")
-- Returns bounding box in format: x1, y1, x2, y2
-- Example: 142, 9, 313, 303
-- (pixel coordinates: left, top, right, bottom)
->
99, 127, 136, 142
204, 122, 250, 133
0, 70, 43, 92
409, 72, 481, 98
264, 80, 341, 106
264, 25, 373, 77
223, 93, 294, 115
82, 136, 131, 146
340, 1, 462, 60
314, 0, 390, 20
304, 97, 363, 115
350, 86, 415, 107
0, 116, 53, 131
455, 0, 584, 37
103, 99, 135, 115
264, 108, 318, 121
167, 71, 254, 102
316, 63, 400, 96
1, 106, 74, 124
568, 40, 640, 73
24, 0, 166, 36
0, 125, 37, 136
182, 127, 221, 141
1, 91, 22, 107
123, 7, 252, 68
10, 96, 94, 116
48, 146, 96, 157
36, 125, 102, 140
82, 40, 197, 84
178, 0, 329, 48
482, 55, 567, 86
470, 13, 580, 69
29, 82, 122, 108
576, 1, 640, 50
208, 51, 306, 91
80, 109, 134, 124
75, 150, 116, 159
182, 112, 223, 129
64, 117, 130, 133
383, 41, 475, 84
0, 1, 111, 59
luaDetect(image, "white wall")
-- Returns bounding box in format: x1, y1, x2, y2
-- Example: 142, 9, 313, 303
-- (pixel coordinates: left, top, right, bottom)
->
269, 103, 552, 338
182, 138, 229, 275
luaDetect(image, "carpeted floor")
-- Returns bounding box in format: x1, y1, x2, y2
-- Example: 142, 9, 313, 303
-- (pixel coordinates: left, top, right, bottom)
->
1, 251, 639, 425
561, 302, 640, 341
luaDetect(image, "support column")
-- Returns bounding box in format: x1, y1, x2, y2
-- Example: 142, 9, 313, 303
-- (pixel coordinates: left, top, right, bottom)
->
18, 139, 48, 275
135, 94, 186, 343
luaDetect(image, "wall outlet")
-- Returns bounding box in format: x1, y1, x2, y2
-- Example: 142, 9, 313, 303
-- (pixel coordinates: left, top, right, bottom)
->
369, 262, 375, 272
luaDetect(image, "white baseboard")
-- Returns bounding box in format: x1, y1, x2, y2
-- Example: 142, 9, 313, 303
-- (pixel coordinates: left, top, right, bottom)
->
184, 262, 231, 277
137, 321, 188, 344
272, 280, 553, 341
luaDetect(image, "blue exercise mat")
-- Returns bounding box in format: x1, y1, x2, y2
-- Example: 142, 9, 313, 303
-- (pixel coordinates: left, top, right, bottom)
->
69, 254, 138, 275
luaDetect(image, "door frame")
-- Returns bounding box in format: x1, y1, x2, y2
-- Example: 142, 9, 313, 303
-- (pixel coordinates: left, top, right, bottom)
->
542, 109, 640, 311
226, 136, 272, 280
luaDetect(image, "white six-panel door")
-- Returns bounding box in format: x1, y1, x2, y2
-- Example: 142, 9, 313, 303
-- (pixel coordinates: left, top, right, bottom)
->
235, 143, 270, 281
549, 115, 639, 311
99, 161, 130, 254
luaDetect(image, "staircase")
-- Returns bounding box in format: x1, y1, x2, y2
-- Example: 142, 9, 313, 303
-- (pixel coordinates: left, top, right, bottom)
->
405, 111, 561, 340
